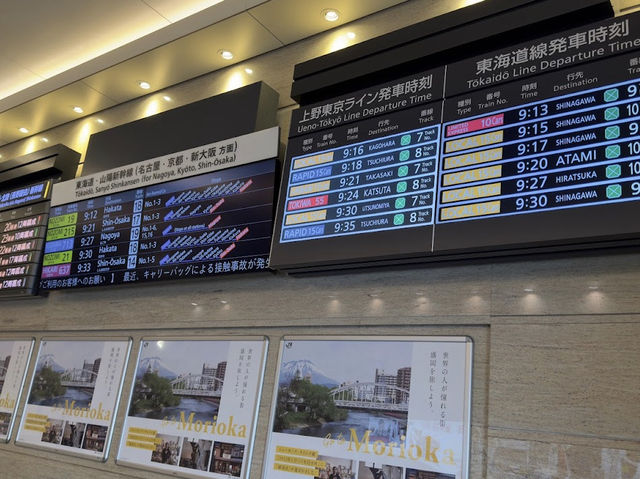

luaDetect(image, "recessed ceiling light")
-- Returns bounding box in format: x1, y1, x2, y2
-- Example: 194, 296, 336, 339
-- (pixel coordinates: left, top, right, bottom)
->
220, 300, 228, 304
523, 288, 535, 293
139, 81, 151, 89
191, 302, 198, 306
163, 95, 172, 101
41, 137, 49, 142
219, 50, 234, 60
96, 118, 104, 124
72, 106, 83, 113
323, 8, 340, 21
18, 127, 29, 134
244, 67, 253, 75
346, 31, 356, 39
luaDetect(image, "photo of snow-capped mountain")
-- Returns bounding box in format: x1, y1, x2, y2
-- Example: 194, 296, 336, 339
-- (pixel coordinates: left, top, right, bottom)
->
278, 359, 338, 387
136, 356, 177, 379
36, 355, 65, 373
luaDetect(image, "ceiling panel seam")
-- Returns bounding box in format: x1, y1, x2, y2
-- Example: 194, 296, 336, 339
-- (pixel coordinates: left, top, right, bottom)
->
79, 80, 120, 104
139, 0, 173, 23
247, 10, 286, 47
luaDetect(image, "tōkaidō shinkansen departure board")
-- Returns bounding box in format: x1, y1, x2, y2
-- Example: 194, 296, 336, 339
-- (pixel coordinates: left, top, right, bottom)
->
40, 128, 278, 289
270, 12, 640, 271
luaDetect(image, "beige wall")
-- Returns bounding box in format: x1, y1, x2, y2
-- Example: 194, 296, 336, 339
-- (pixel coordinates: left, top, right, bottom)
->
0, 1, 639, 478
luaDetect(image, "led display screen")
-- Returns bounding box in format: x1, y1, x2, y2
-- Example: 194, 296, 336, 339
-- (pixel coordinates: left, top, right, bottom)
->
0, 181, 51, 296
269, 70, 445, 269
270, 13, 640, 271
41, 128, 278, 289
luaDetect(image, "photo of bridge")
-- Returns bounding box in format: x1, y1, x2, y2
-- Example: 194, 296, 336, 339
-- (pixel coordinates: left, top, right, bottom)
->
129, 340, 229, 422
274, 339, 413, 444
0, 341, 13, 389
0, 358, 9, 389
28, 340, 103, 408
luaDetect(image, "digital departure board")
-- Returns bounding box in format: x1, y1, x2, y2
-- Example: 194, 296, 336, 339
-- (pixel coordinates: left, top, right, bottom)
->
40, 128, 278, 289
0, 181, 51, 296
433, 14, 640, 252
271, 12, 640, 271
281, 111, 440, 243
270, 70, 445, 269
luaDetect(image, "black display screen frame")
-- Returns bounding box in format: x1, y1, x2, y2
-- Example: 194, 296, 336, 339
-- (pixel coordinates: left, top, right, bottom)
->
40, 158, 277, 290
270, 10, 640, 272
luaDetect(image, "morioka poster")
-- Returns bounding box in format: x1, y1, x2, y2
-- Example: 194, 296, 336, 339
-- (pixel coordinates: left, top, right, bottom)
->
16, 338, 131, 460
263, 337, 473, 479
117, 338, 267, 479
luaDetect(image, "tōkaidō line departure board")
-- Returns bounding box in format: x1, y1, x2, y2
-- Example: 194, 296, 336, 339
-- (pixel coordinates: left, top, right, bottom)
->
434, 16, 640, 252
40, 128, 278, 289
270, 12, 640, 271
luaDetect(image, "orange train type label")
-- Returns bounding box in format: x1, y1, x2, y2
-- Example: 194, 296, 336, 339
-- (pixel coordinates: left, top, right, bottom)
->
293, 152, 334, 170
444, 147, 503, 170
285, 210, 327, 225
289, 181, 331, 197
441, 183, 501, 203
440, 200, 501, 220
442, 165, 502, 186
445, 130, 503, 153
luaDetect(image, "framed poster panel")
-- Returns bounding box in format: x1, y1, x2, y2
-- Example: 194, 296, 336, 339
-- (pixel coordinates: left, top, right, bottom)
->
16, 337, 131, 460
0, 339, 34, 441
117, 337, 268, 479
263, 336, 473, 479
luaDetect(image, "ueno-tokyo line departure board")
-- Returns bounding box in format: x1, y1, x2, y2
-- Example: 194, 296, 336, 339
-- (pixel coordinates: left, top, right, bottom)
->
270, 12, 640, 270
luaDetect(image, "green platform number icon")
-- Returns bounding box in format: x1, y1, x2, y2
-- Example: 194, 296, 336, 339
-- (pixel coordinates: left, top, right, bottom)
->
395, 197, 406, 209
398, 165, 409, 177
397, 181, 408, 193
399, 150, 410, 161
605, 125, 620, 140
400, 135, 412, 146
605, 145, 621, 159
606, 164, 621, 179
606, 184, 622, 199
604, 88, 619, 102
604, 107, 620, 121
393, 214, 405, 225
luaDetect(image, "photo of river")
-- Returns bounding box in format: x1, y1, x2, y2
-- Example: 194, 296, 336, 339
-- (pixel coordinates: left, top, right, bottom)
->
138, 397, 219, 423
35, 387, 93, 408
282, 409, 406, 443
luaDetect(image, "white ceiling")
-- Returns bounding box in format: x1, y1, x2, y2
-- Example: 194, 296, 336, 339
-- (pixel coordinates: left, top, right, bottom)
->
0, 0, 633, 151
0, 0, 408, 146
